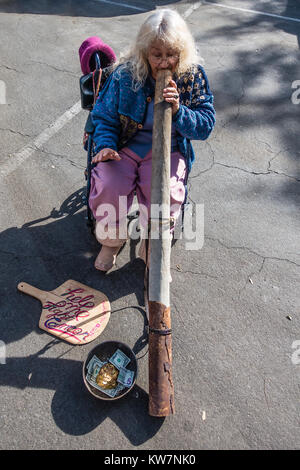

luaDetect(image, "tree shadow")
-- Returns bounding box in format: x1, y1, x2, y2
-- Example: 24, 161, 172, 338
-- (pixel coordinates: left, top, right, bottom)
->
276, 0, 300, 47
199, 0, 300, 200
0, 188, 163, 444
0, 0, 181, 17
0, 350, 163, 443
203, 0, 300, 48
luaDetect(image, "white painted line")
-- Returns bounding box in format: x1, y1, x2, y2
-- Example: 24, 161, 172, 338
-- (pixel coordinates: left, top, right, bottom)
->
182, 1, 202, 19
94, 0, 147, 12
0, 100, 82, 177
95, 0, 203, 16
203, 1, 300, 23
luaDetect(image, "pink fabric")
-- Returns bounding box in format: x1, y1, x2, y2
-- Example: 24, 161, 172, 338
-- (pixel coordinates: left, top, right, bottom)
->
78, 36, 116, 74
89, 147, 187, 245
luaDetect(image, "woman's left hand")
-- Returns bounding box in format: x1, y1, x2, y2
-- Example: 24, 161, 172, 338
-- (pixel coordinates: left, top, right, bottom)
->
163, 79, 180, 115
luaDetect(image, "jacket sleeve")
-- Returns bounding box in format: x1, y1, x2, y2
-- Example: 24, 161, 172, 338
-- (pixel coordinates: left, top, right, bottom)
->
90, 71, 121, 153
173, 65, 216, 140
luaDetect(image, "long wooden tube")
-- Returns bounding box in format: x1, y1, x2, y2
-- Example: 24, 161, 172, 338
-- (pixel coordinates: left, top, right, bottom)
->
148, 69, 175, 417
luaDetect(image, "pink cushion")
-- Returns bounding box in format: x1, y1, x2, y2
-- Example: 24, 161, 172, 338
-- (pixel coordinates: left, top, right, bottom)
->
79, 36, 116, 74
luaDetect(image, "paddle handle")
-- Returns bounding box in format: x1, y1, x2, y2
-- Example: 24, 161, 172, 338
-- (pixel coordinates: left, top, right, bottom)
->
17, 282, 47, 302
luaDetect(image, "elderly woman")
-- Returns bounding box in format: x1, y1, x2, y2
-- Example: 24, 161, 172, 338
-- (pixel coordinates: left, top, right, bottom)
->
89, 8, 216, 271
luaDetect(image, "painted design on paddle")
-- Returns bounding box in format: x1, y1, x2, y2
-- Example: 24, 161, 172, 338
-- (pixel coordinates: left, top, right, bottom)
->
42, 288, 108, 342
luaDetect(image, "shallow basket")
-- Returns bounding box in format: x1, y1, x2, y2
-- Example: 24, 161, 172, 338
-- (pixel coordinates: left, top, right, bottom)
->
82, 340, 138, 401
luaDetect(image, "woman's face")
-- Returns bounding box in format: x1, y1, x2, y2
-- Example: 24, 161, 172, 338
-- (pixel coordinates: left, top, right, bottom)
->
147, 40, 179, 79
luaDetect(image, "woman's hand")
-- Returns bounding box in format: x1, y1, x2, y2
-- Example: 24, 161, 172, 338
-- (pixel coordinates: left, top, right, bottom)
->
163, 79, 180, 115
92, 148, 121, 164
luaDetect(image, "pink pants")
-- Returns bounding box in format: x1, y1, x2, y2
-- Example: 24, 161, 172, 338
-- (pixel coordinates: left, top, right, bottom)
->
89, 147, 187, 246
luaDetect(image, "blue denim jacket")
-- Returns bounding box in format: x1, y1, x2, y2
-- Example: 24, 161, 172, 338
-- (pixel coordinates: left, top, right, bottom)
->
91, 63, 216, 173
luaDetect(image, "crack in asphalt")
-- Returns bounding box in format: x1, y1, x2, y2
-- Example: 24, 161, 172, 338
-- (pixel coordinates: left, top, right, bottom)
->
170, 233, 299, 301
26, 60, 78, 76
0, 63, 20, 73
0, 127, 33, 138
36, 148, 86, 170
238, 258, 266, 297
205, 236, 300, 268
189, 137, 299, 181
171, 266, 218, 279
190, 156, 300, 182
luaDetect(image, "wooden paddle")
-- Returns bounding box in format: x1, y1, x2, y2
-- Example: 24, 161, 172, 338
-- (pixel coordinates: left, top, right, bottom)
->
17, 280, 110, 345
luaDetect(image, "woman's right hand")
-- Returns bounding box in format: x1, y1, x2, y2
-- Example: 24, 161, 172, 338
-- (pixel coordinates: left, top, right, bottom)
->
92, 148, 121, 164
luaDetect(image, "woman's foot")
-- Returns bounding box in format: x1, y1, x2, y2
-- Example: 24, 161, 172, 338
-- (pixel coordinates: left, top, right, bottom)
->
94, 245, 122, 272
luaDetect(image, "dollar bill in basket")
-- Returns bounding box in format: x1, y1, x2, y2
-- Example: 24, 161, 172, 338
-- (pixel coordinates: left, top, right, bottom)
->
109, 349, 131, 370
117, 366, 135, 388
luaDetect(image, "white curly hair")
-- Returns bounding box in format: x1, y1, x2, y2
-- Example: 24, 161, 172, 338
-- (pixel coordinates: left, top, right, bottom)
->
114, 9, 202, 89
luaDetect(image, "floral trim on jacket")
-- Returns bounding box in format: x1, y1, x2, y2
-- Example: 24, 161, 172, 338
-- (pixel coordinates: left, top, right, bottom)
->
119, 114, 139, 148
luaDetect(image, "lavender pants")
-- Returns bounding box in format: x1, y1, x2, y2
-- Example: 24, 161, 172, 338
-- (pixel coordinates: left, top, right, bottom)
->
89, 147, 187, 246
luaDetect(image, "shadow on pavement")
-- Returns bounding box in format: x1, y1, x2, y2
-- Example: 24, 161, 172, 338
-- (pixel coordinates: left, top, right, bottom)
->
200, 0, 300, 198
204, 0, 300, 48
0, 351, 163, 443
0, 188, 146, 342
0, 188, 162, 444
279, 0, 300, 47
0, 0, 180, 17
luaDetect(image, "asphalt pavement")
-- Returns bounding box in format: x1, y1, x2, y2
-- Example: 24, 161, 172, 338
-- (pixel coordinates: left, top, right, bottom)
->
0, 0, 299, 450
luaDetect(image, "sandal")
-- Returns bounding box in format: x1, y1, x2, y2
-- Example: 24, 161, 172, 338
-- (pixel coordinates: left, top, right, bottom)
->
94, 245, 123, 272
